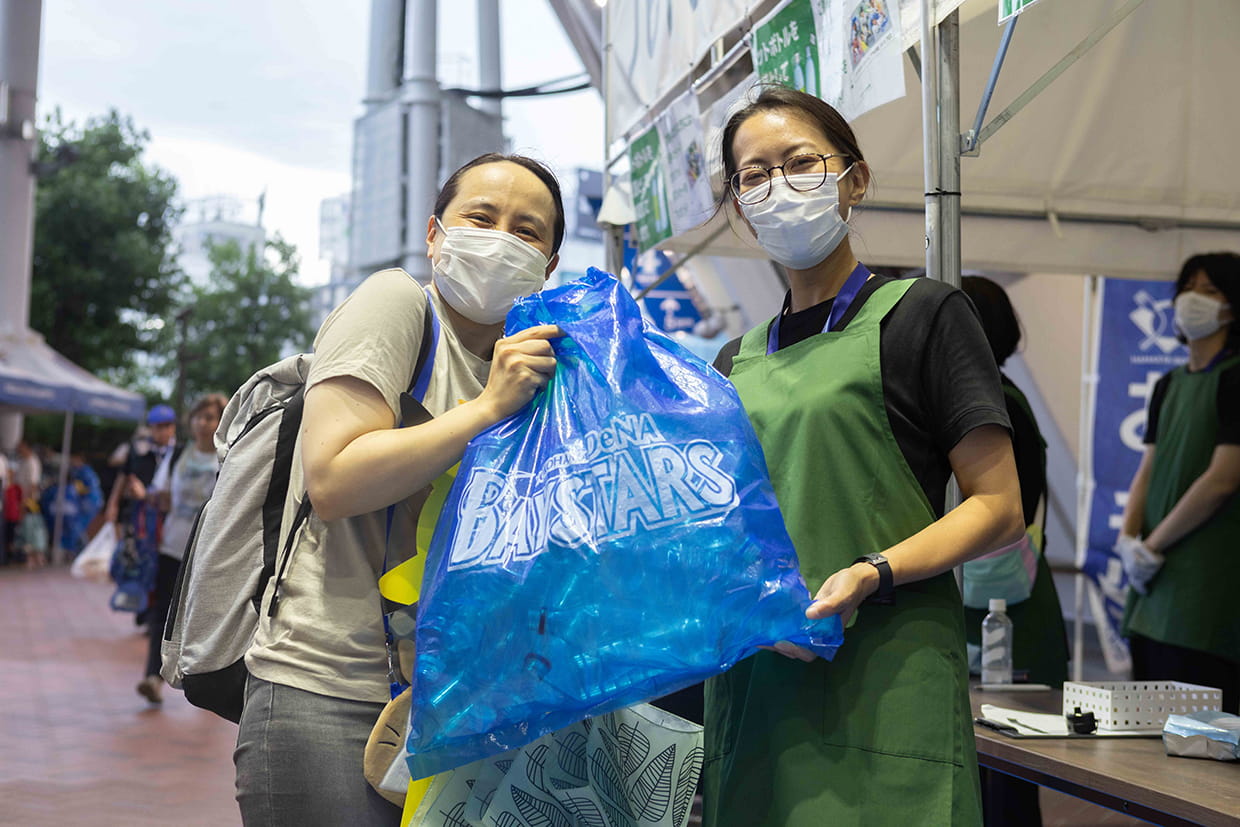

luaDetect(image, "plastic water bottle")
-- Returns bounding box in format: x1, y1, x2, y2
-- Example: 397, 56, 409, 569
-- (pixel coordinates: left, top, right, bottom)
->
981, 598, 1013, 685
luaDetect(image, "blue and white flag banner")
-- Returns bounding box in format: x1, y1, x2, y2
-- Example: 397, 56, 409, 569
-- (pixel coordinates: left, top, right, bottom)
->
1080, 276, 1187, 673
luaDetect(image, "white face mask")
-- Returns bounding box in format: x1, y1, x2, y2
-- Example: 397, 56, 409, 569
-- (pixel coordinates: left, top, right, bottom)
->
739, 170, 853, 270
1174, 291, 1230, 341
431, 218, 549, 324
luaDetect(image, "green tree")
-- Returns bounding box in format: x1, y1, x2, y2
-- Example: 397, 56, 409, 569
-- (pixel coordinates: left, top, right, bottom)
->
30, 110, 184, 394
172, 235, 315, 404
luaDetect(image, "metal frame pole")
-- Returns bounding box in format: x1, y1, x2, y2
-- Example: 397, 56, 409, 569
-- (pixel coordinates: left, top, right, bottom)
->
50, 411, 72, 565
919, 0, 940, 281
600, 4, 626, 278
403, 0, 440, 282
476, 0, 502, 117
937, 10, 960, 289
1073, 275, 1102, 682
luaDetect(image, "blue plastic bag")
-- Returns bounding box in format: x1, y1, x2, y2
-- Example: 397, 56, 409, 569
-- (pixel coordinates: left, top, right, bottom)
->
408, 269, 842, 780
109, 502, 160, 613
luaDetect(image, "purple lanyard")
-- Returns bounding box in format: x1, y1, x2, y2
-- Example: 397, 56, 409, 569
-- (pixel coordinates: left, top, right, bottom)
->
767, 263, 872, 355
1200, 347, 1235, 373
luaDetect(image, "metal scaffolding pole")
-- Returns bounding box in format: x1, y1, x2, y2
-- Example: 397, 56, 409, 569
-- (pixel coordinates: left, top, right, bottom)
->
364, 0, 405, 111
937, 11, 961, 290
402, 0, 440, 281
919, 0, 941, 282
476, 0, 502, 118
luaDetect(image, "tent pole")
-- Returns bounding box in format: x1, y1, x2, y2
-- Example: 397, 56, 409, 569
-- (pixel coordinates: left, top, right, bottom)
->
961, 15, 1018, 156
974, 0, 1148, 149
599, 5, 625, 279
937, 10, 960, 290
634, 225, 728, 300
51, 409, 71, 565
1073, 276, 1101, 682
919, 0, 940, 281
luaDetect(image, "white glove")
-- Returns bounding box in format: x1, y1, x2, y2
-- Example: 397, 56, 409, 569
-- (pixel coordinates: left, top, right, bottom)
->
1114, 534, 1164, 595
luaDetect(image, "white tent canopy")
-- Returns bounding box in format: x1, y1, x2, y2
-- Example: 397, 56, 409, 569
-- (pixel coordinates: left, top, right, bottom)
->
603, 0, 1240, 281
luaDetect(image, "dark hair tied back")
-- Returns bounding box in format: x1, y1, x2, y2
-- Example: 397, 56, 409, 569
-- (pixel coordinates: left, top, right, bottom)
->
433, 153, 566, 255
961, 276, 1021, 367
720, 85, 866, 187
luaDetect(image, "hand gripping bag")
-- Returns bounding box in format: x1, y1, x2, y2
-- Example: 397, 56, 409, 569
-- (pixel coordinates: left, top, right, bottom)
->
407, 269, 842, 780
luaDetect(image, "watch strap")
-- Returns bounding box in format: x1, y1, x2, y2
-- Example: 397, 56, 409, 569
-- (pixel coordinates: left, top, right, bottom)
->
853, 553, 895, 605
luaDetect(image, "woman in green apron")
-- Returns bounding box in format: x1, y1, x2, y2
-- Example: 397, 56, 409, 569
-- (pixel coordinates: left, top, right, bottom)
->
705, 86, 1024, 826
961, 276, 1070, 827
1118, 252, 1240, 712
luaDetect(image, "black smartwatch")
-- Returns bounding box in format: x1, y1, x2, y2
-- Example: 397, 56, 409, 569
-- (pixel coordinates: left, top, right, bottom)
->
853, 553, 895, 605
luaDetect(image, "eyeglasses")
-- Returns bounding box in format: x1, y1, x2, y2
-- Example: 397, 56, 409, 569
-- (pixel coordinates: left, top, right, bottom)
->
730, 153, 853, 205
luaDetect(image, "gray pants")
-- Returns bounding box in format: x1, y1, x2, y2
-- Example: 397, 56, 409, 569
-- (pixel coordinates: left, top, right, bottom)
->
235, 676, 402, 827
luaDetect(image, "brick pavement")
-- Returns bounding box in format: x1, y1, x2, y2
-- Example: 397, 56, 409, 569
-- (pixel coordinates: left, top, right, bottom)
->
0, 565, 1144, 827
0, 566, 239, 826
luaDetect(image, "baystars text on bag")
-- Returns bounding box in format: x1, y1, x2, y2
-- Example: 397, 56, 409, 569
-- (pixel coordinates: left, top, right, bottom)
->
447, 413, 739, 571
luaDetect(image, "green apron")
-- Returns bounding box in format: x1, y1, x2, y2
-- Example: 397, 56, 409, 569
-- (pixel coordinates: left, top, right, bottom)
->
1122, 354, 1240, 662
703, 280, 982, 827
964, 382, 1069, 687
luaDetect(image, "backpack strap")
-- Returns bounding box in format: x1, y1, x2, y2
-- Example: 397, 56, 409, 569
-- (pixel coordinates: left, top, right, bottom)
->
399, 288, 440, 426
268, 287, 439, 620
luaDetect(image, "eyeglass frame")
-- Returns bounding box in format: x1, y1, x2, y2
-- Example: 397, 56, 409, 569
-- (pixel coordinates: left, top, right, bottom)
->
729, 152, 855, 205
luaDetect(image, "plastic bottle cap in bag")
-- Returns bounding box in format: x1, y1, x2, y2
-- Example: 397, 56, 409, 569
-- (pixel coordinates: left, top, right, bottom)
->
988, 598, 1007, 612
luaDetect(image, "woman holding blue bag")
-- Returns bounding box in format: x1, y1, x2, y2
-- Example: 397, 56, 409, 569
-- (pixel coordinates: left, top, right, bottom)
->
706, 86, 1023, 826
234, 153, 565, 827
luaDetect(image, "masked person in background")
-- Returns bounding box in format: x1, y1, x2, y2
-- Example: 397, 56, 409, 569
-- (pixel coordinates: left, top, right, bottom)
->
961, 275, 1070, 827
1118, 252, 1240, 712
137, 393, 226, 705
707, 86, 1023, 826
234, 153, 564, 827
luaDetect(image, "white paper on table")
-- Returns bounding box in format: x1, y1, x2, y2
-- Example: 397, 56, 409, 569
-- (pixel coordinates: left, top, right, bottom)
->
980, 704, 1071, 736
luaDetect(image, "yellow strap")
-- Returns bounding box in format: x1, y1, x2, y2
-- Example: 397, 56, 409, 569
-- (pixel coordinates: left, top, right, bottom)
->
379, 465, 459, 607
379, 555, 426, 605
399, 775, 435, 826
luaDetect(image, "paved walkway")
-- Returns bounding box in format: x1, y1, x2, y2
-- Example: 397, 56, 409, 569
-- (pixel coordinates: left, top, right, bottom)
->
1, 566, 239, 826
1, 565, 1143, 826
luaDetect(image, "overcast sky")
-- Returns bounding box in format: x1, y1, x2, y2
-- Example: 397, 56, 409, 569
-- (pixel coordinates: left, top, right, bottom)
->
37, 0, 604, 284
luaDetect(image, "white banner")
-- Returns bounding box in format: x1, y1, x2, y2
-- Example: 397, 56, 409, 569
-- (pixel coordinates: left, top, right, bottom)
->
606, 0, 749, 144
656, 91, 717, 236
830, 0, 906, 120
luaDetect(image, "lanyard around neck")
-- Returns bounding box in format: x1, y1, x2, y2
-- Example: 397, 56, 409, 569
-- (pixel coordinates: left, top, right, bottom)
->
767, 263, 872, 355
1197, 346, 1235, 373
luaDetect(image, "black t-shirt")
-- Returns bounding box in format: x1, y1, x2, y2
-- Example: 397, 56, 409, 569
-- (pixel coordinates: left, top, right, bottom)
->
122, 438, 174, 488
1144, 358, 1240, 446
713, 275, 1010, 516
1001, 375, 1046, 527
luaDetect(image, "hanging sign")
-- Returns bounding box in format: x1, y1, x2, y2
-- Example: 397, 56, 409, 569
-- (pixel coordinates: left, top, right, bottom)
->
752, 0, 821, 96
1080, 277, 1186, 673
628, 123, 673, 250
818, 0, 906, 121
999, 0, 1047, 24
655, 91, 716, 237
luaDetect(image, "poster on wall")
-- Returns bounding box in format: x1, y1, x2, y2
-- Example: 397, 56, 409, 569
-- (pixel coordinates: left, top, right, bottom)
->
1079, 276, 1187, 673
628, 123, 673, 250
751, 0, 821, 97
820, 0, 906, 121
656, 92, 716, 236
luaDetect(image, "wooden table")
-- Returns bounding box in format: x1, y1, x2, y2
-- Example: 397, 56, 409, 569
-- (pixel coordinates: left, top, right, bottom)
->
971, 687, 1240, 826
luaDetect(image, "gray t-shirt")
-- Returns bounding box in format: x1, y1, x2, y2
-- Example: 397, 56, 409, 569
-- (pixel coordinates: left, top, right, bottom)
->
246, 268, 490, 702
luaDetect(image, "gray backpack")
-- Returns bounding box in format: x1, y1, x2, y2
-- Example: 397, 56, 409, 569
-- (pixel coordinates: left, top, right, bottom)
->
161, 298, 436, 722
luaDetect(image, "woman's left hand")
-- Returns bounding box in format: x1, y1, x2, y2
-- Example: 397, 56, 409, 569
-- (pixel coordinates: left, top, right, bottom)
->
806, 562, 877, 627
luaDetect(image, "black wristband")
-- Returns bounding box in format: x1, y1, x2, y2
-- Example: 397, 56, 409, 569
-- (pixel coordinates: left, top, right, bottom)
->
853, 553, 895, 605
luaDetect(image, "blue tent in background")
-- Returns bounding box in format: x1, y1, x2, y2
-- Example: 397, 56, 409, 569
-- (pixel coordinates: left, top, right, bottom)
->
1, 329, 144, 561
0, 330, 145, 420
